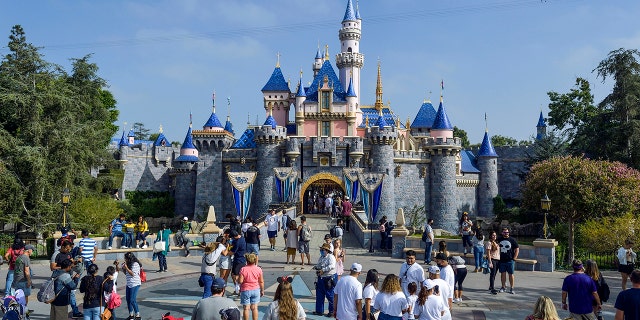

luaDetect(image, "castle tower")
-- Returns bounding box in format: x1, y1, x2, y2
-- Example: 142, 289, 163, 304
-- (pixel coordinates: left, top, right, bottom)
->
477, 128, 498, 217
173, 120, 199, 217
345, 76, 358, 135
312, 47, 323, 77
295, 72, 307, 135
426, 96, 461, 233
253, 108, 287, 217
536, 111, 547, 140
261, 58, 291, 128
336, 0, 364, 107
366, 66, 397, 221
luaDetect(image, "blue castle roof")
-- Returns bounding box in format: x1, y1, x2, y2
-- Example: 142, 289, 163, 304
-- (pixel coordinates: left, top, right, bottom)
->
355, 2, 361, 19
346, 77, 356, 97
375, 114, 388, 129
305, 60, 346, 103
343, 0, 357, 21
261, 67, 290, 92
432, 100, 453, 130
153, 133, 170, 146
410, 101, 437, 129
175, 126, 198, 162
118, 131, 128, 147
315, 48, 322, 59
264, 115, 277, 129
359, 107, 406, 129
127, 129, 135, 137
204, 112, 223, 128
537, 111, 546, 127
296, 79, 306, 97
224, 117, 234, 135
232, 129, 256, 149
478, 131, 498, 157
460, 150, 481, 173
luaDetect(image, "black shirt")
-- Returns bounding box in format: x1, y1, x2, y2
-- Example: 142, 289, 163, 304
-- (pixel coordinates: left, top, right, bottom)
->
245, 226, 260, 244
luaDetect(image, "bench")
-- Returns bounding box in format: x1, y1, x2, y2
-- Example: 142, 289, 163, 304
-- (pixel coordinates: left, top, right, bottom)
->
515, 258, 538, 271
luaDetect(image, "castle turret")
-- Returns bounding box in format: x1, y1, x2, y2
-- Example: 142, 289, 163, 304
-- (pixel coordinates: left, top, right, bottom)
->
336, 0, 364, 107
410, 100, 437, 137
261, 58, 291, 128
313, 47, 323, 77
253, 108, 287, 217
477, 128, 498, 217
127, 128, 135, 145
346, 76, 357, 135
426, 95, 460, 233
295, 72, 307, 135
536, 111, 547, 140
173, 120, 199, 217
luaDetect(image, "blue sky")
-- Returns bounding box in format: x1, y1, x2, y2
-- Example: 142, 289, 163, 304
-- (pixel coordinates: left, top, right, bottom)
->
1, 0, 638, 144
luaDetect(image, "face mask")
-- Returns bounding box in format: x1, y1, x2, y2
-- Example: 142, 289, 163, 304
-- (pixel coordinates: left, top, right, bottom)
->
320, 250, 326, 257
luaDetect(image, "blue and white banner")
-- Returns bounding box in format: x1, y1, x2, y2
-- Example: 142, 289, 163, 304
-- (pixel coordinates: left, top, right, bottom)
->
274, 167, 299, 203
227, 171, 257, 220
343, 168, 363, 203
358, 172, 384, 223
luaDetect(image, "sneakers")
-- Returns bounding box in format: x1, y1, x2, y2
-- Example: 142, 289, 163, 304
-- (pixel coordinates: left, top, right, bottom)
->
121, 246, 128, 249
509, 287, 515, 294
499, 287, 506, 293
453, 298, 462, 303
72, 312, 84, 318
491, 289, 498, 295
142, 245, 148, 249
107, 246, 112, 250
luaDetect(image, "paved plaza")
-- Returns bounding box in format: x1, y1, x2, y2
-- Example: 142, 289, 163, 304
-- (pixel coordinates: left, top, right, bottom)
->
17, 215, 624, 320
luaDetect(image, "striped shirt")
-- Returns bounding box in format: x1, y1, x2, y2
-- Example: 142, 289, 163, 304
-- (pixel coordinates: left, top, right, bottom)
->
78, 237, 97, 260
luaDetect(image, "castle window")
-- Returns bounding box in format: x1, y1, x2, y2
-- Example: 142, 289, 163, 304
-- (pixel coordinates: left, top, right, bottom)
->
322, 121, 330, 136
348, 47, 352, 52
321, 91, 330, 111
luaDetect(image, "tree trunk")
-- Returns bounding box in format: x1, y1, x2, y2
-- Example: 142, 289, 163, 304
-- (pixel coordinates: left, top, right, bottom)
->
567, 217, 575, 265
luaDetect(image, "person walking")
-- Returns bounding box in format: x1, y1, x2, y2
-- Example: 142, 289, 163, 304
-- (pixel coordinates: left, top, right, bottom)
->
50, 259, 80, 320
525, 296, 561, 320
12, 244, 34, 304
79, 264, 104, 320
50, 240, 83, 318
230, 230, 248, 296
191, 277, 240, 320
285, 220, 299, 264
342, 197, 352, 232
614, 269, 640, 320
107, 213, 126, 250
102, 264, 119, 320
485, 231, 500, 295
135, 216, 149, 249
379, 217, 389, 251
155, 223, 171, 272
334, 239, 346, 280
472, 231, 485, 273
297, 216, 312, 266
200, 237, 227, 298
333, 263, 363, 320
497, 227, 519, 294
427, 266, 452, 320
265, 209, 280, 251
399, 250, 425, 298
4, 238, 25, 297
245, 221, 261, 257
585, 260, 609, 320
373, 274, 408, 320
434, 253, 454, 298
413, 279, 446, 320
561, 259, 601, 320
239, 253, 264, 320
262, 276, 306, 320
280, 210, 291, 252
422, 219, 434, 265
313, 243, 337, 317
78, 230, 98, 270
122, 252, 143, 320
176, 217, 193, 257
617, 239, 636, 290
448, 255, 467, 303
363, 269, 380, 320
458, 213, 473, 256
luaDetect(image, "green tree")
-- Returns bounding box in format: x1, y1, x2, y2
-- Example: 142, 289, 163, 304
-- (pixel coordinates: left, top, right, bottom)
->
526, 131, 569, 165
491, 135, 518, 147
521, 156, 640, 264
453, 126, 470, 148
0, 25, 119, 232
132, 122, 150, 141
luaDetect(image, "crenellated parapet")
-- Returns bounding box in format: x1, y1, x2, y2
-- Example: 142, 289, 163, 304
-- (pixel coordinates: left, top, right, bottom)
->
254, 125, 287, 144
336, 52, 364, 69
366, 126, 398, 145
192, 130, 235, 152
423, 137, 462, 156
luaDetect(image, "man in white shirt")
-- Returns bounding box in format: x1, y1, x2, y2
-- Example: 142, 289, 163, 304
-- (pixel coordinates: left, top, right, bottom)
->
265, 209, 280, 251
399, 250, 425, 297
427, 266, 452, 320
314, 243, 337, 316
333, 263, 363, 320
435, 253, 455, 294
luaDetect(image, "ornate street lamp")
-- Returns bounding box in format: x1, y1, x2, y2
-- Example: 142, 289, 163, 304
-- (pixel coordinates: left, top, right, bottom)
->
540, 193, 551, 239
62, 188, 71, 229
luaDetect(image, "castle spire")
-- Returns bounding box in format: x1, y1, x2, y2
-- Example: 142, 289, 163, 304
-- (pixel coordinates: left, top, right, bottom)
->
343, 0, 357, 21
325, 44, 329, 60
375, 60, 384, 112
276, 52, 281, 68
212, 90, 216, 113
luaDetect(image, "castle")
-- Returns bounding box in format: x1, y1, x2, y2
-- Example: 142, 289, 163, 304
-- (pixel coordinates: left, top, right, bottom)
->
113, 0, 545, 234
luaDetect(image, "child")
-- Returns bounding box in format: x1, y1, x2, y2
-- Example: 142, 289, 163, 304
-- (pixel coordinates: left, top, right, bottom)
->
123, 218, 136, 249
404, 282, 419, 320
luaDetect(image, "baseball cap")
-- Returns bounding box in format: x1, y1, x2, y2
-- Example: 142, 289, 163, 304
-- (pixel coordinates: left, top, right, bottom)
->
183, 217, 189, 221
428, 265, 440, 274
24, 244, 35, 251
350, 263, 362, 272
344, 196, 349, 200
324, 234, 332, 240
423, 279, 436, 290
211, 277, 226, 290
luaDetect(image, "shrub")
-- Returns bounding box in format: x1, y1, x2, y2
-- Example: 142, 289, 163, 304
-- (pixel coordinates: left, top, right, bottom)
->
577, 212, 640, 253
69, 196, 124, 234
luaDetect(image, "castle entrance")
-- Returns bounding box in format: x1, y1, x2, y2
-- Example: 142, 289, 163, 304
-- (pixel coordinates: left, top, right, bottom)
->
300, 173, 345, 215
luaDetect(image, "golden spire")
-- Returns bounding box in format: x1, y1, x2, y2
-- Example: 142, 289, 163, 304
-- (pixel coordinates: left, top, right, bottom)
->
276, 52, 281, 68
325, 44, 329, 60
406, 117, 411, 128
159, 124, 163, 133
375, 60, 384, 112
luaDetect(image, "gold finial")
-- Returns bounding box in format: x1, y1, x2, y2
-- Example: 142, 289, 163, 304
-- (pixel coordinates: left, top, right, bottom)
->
406, 117, 411, 128
159, 124, 163, 133
325, 44, 329, 60
276, 52, 281, 68
365, 115, 369, 127
269, 103, 273, 116
375, 59, 384, 112
299, 69, 303, 78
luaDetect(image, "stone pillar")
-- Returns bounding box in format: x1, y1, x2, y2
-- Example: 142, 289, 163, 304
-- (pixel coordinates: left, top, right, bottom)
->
202, 205, 221, 244
533, 238, 558, 272
391, 208, 410, 258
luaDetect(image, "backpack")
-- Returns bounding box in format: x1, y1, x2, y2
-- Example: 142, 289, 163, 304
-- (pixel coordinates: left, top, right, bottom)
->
300, 225, 312, 242
37, 276, 61, 304
219, 307, 241, 320
329, 226, 338, 238
8, 249, 23, 269
598, 277, 610, 302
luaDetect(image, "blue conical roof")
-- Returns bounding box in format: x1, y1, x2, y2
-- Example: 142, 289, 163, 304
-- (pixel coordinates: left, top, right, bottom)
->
478, 131, 498, 157
224, 117, 234, 135
153, 133, 169, 146
204, 112, 223, 129
118, 131, 128, 147
343, 0, 357, 21
315, 47, 322, 59
175, 125, 199, 162
411, 101, 437, 129
537, 111, 546, 127
264, 115, 277, 129
355, 1, 361, 19
432, 99, 453, 130
127, 129, 135, 137
181, 126, 196, 149
305, 60, 346, 102
296, 79, 306, 97
346, 77, 357, 97
261, 67, 290, 92
375, 114, 388, 129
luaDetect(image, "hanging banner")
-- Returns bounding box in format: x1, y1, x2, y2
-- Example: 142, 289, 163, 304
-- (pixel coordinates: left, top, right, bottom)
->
274, 167, 298, 203
343, 168, 363, 203
227, 171, 257, 220
358, 172, 385, 223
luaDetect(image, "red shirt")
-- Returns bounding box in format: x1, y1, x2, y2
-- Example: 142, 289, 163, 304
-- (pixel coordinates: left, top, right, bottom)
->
342, 201, 353, 216
239, 264, 262, 291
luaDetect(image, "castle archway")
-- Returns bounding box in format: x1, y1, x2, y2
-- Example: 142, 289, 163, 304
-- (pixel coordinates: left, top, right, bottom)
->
300, 173, 345, 215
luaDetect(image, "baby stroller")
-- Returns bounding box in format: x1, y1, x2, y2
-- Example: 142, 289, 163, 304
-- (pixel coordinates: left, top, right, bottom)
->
1, 289, 29, 320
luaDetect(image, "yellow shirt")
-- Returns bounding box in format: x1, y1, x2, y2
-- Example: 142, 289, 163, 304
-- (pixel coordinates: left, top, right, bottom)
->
135, 221, 149, 233
124, 222, 136, 233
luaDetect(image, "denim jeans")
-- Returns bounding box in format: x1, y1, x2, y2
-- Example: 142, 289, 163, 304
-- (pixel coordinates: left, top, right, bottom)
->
200, 274, 214, 298
123, 232, 134, 247
136, 232, 148, 247
4, 270, 14, 296
71, 289, 79, 314
83, 306, 102, 320
108, 231, 125, 247
473, 246, 485, 269
126, 285, 140, 314
157, 252, 167, 271
315, 275, 335, 314
247, 243, 260, 255
424, 242, 433, 264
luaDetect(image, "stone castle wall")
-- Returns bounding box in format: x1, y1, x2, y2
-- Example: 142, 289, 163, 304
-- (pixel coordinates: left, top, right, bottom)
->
120, 144, 175, 195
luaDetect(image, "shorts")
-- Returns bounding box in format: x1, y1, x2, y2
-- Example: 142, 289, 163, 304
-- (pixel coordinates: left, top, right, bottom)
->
267, 230, 277, 239
232, 260, 247, 276
240, 288, 261, 305
298, 240, 310, 254
247, 243, 260, 255
14, 281, 31, 296
287, 248, 297, 255
618, 263, 634, 275
219, 255, 231, 270
498, 260, 515, 274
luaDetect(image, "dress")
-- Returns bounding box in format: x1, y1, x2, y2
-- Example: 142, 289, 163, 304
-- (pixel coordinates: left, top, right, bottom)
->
335, 248, 345, 276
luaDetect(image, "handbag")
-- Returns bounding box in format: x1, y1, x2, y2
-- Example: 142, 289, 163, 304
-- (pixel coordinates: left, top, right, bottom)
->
140, 267, 147, 282
100, 279, 112, 320
106, 291, 122, 309
154, 241, 166, 253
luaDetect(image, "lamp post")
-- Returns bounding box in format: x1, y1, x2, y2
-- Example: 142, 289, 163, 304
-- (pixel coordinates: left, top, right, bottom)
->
540, 193, 551, 239
62, 188, 71, 229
